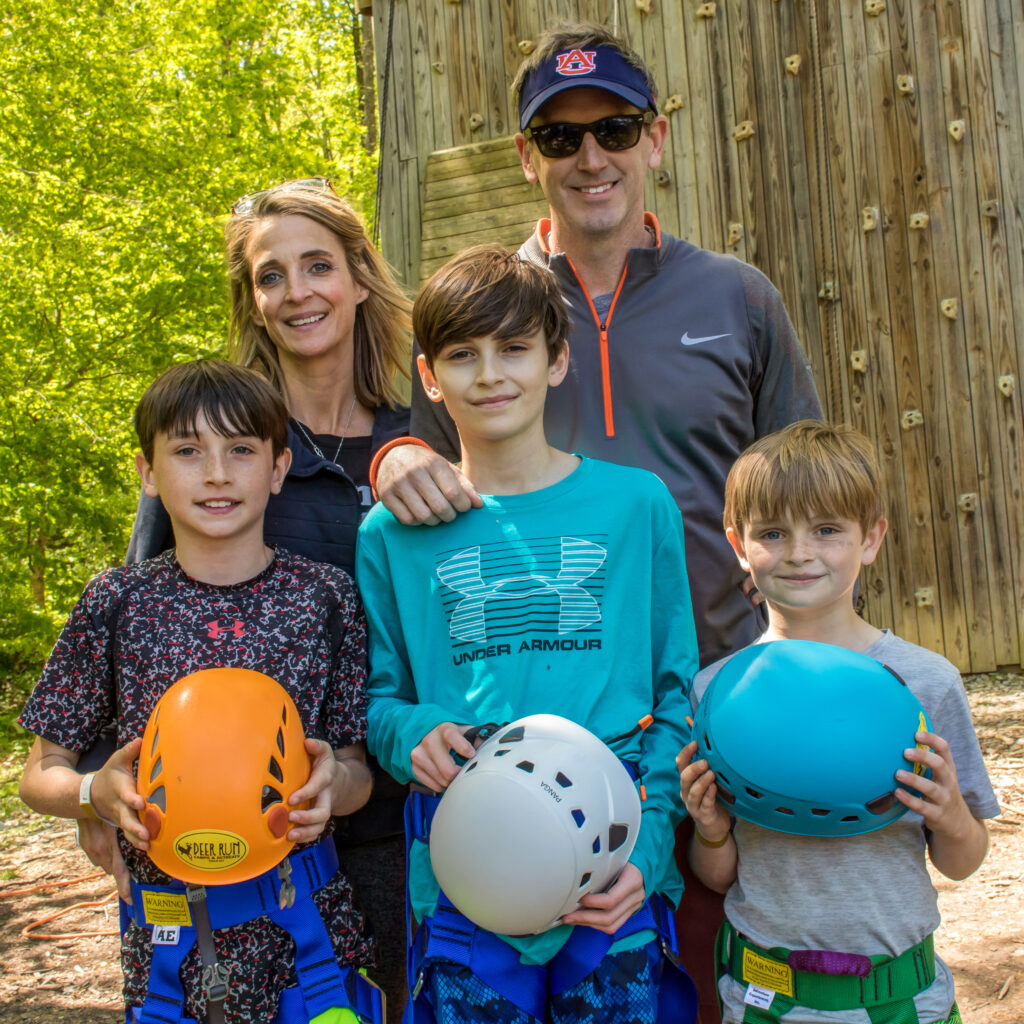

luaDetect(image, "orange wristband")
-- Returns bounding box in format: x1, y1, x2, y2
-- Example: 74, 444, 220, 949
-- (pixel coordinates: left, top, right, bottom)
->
368, 436, 434, 498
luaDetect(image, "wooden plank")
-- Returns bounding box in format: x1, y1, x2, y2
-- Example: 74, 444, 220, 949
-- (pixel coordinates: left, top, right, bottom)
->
425, 163, 531, 204
421, 196, 550, 240
773, 0, 829, 428
407, 0, 435, 160
684, 3, 725, 252
423, 181, 542, 223
830, 0, 899, 635
974, 0, 1024, 666
926, 0, 1000, 671
420, 222, 538, 277
425, 137, 526, 175
865, 43, 930, 651
428, 0, 454, 151
894, 0, 971, 669
659, 0, 700, 243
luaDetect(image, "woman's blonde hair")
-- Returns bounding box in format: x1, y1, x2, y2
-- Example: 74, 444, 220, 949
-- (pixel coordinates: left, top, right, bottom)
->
224, 185, 411, 408
724, 420, 885, 535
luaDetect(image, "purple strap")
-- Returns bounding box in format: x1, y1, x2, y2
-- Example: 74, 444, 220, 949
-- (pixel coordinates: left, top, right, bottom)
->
787, 949, 873, 978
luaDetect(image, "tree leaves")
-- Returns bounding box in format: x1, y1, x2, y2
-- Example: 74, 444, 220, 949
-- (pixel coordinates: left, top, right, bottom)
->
0, 0, 376, 709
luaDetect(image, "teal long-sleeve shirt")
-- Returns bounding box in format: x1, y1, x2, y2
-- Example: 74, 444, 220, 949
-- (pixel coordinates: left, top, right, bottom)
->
357, 457, 697, 963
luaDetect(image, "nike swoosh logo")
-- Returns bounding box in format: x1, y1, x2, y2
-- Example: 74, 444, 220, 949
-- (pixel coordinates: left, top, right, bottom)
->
680, 332, 731, 346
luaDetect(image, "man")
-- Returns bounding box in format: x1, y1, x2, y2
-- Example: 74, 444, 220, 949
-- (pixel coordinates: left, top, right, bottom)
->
372, 26, 822, 1022
375, 23, 821, 671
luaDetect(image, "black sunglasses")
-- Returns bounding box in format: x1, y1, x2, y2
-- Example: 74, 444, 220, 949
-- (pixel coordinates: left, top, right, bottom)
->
523, 111, 654, 159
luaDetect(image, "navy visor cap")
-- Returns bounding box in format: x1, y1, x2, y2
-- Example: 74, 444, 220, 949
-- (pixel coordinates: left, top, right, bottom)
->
518, 44, 658, 130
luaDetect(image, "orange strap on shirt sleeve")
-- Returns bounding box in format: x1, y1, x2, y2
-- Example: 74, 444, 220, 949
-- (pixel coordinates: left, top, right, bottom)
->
368, 436, 434, 499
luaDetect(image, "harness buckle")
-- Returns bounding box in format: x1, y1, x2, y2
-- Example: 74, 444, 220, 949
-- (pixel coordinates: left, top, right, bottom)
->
186, 884, 208, 904
411, 968, 426, 1001
201, 962, 230, 1003
277, 858, 296, 909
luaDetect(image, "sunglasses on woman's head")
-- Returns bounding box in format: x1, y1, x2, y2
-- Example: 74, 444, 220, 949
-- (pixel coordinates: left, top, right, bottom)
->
523, 111, 654, 159
232, 177, 335, 215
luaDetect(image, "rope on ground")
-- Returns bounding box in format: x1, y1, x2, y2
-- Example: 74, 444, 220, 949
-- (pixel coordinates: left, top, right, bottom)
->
0, 871, 120, 940
20, 891, 119, 940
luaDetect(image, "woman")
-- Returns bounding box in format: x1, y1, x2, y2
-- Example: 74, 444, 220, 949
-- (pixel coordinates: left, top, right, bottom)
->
91, 178, 414, 1019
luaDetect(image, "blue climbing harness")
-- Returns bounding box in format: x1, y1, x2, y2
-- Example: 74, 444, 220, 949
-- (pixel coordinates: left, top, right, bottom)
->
402, 789, 697, 1024
124, 835, 383, 1024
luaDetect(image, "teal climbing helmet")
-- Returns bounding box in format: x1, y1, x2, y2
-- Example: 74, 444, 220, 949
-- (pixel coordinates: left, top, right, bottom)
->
693, 639, 932, 837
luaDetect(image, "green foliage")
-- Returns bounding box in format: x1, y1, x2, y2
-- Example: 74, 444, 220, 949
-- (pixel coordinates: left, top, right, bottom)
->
0, 0, 377, 733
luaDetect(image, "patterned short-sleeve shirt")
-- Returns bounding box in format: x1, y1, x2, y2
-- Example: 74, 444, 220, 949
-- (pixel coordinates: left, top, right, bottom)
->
20, 548, 374, 1022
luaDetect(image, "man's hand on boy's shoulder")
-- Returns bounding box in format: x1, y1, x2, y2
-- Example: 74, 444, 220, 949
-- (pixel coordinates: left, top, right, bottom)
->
410, 722, 478, 792
376, 444, 481, 526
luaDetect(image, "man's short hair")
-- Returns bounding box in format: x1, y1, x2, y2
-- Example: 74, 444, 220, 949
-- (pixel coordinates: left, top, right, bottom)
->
135, 359, 289, 463
724, 420, 885, 536
414, 244, 569, 368
512, 23, 659, 128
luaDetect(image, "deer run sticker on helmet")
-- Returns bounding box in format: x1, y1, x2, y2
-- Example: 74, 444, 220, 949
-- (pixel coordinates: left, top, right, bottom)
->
173, 830, 250, 873
142, 891, 193, 927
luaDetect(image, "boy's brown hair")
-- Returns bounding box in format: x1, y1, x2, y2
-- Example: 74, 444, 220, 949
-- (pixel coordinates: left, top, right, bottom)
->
413, 244, 569, 368
724, 420, 885, 535
135, 359, 289, 463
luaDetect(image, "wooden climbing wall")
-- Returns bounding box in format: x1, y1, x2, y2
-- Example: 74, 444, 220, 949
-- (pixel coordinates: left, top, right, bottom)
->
369, 0, 1024, 672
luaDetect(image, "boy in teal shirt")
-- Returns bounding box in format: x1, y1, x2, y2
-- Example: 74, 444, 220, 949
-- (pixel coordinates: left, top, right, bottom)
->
357, 245, 698, 1022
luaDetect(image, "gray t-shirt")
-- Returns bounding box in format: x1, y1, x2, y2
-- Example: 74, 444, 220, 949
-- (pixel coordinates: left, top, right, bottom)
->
690, 632, 1000, 1023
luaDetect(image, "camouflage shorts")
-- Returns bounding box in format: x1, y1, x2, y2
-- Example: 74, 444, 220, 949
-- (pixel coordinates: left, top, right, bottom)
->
425, 943, 659, 1024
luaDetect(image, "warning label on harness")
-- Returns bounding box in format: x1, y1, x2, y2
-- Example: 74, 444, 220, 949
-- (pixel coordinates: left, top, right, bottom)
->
172, 829, 249, 873
741, 948, 794, 996
142, 891, 193, 927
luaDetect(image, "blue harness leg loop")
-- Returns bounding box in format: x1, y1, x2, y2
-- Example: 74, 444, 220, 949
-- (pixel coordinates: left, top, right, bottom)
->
126, 836, 383, 1024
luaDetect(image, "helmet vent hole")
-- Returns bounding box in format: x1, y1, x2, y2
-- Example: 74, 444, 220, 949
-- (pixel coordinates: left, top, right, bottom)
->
149, 756, 163, 785
811, 808, 831, 816
150, 727, 160, 758
499, 726, 525, 743
262, 784, 283, 812
148, 785, 166, 812
494, 748, 510, 757
745, 787, 762, 799
268, 756, 284, 783
717, 784, 736, 805
866, 793, 895, 815
775, 806, 795, 816
579, 872, 592, 888
608, 823, 629, 852
571, 809, 586, 828
281, 705, 288, 724
516, 760, 535, 773
703, 732, 712, 751
555, 772, 573, 788
592, 836, 601, 853
717, 771, 731, 785
840, 815, 859, 822
276, 727, 285, 756
465, 760, 478, 772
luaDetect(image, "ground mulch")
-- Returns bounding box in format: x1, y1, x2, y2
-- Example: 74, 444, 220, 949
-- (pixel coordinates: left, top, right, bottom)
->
0, 672, 1020, 1023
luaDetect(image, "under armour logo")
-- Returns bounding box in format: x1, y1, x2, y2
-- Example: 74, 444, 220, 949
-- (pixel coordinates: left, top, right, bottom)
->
437, 537, 606, 643
208, 619, 245, 640
555, 49, 597, 76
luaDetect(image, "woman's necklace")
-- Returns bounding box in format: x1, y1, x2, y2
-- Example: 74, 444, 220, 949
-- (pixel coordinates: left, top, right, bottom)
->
293, 395, 358, 466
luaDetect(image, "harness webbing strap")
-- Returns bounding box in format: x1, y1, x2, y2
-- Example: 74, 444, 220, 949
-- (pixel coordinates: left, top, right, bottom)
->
186, 885, 226, 1024
717, 922, 935, 1024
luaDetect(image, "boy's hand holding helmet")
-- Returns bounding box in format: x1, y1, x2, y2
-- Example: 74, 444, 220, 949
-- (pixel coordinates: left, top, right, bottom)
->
410, 721, 478, 792
88, 737, 148, 848
895, 730, 974, 836
676, 739, 731, 846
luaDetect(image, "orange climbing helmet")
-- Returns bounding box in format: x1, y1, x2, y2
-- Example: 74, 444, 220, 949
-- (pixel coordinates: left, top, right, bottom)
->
137, 668, 312, 885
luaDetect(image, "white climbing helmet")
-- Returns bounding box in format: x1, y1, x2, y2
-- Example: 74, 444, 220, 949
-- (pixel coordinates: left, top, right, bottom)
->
428, 713, 642, 935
